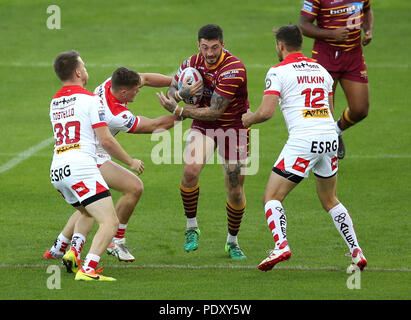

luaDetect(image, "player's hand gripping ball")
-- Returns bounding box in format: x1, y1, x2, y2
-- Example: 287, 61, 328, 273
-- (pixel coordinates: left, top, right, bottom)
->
177, 67, 204, 104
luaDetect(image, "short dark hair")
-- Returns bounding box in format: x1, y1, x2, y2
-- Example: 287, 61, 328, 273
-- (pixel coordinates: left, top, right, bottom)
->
53, 50, 81, 81
111, 67, 141, 91
274, 24, 303, 50
198, 24, 223, 43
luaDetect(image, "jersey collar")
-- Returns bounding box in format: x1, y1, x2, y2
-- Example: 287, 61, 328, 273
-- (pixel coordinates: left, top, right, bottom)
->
205, 50, 226, 70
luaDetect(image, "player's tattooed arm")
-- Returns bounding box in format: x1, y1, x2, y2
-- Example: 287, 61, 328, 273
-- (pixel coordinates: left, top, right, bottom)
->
166, 78, 181, 102
157, 90, 230, 121
182, 91, 230, 121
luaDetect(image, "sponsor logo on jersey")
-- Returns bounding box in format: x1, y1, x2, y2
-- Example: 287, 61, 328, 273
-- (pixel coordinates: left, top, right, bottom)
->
265, 79, 272, 90
125, 116, 136, 129
330, 2, 363, 15
56, 143, 80, 154
292, 62, 320, 71
52, 97, 76, 107
302, 108, 330, 118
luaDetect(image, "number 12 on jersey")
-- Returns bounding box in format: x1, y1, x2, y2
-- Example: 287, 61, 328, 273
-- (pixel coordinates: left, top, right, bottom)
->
301, 88, 325, 108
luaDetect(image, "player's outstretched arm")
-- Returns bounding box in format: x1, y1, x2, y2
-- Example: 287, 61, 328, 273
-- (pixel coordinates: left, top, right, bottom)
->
94, 126, 144, 175
140, 73, 172, 88
132, 115, 180, 134
242, 94, 278, 128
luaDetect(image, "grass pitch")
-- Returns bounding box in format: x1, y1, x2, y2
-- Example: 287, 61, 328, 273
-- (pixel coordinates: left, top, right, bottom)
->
0, 0, 410, 305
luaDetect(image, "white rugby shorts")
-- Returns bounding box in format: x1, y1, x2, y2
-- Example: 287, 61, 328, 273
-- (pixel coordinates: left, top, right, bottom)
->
50, 157, 110, 207
272, 133, 339, 183
96, 151, 111, 167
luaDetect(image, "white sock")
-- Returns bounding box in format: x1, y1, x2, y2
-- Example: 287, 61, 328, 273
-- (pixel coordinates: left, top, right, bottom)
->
83, 253, 100, 273
335, 121, 342, 135
49, 233, 70, 257
227, 233, 238, 244
186, 217, 198, 229
264, 200, 287, 249
328, 203, 360, 254
71, 233, 86, 258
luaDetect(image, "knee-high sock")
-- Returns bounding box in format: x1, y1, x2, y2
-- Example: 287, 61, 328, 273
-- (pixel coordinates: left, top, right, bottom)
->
328, 203, 360, 254
226, 200, 246, 238
180, 183, 199, 219
264, 200, 287, 249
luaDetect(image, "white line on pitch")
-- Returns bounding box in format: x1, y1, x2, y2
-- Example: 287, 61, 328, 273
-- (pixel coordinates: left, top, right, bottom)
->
0, 137, 54, 174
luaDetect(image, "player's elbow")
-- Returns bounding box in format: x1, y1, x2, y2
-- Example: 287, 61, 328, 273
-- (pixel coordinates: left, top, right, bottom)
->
298, 17, 311, 36
99, 136, 116, 152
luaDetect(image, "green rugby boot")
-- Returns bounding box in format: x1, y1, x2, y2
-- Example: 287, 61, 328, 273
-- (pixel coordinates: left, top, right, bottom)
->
225, 242, 246, 260
184, 228, 200, 252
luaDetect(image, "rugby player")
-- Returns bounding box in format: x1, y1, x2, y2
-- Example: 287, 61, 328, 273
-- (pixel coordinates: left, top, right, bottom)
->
299, 0, 373, 159
45, 67, 178, 263
50, 51, 144, 281
157, 24, 250, 259
242, 25, 367, 271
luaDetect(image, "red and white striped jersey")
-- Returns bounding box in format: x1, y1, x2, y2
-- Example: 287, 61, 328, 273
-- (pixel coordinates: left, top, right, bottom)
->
264, 53, 335, 137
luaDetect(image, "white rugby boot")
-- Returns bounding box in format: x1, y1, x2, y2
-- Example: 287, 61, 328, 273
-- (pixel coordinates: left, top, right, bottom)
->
106, 238, 135, 262
347, 248, 367, 272
258, 241, 291, 271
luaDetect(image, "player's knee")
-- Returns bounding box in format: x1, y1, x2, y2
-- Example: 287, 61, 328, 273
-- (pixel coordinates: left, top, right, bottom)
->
127, 178, 144, 199
350, 102, 369, 122
100, 213, 119, 237
228, 188, 244, 205
183, 166, 201, 186
319, 197, 339, 212
263, 193, 285, 205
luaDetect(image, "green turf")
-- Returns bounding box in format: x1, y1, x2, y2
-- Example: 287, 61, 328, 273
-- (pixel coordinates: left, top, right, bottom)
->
0, 0, 410, 302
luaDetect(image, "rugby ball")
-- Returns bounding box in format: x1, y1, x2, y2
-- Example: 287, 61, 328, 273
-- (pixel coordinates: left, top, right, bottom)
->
177, 67, 203, 105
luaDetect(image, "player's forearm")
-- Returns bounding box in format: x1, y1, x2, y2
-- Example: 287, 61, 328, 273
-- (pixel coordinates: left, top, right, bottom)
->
141, 73, 172, 88
363, 8, 374, 33
182, 107, 221, 121
182, 92, 228, 121
151, 115, 180, 131
101, 137, 133, 166
299, 17, 334, 40
250, 108, 273, 125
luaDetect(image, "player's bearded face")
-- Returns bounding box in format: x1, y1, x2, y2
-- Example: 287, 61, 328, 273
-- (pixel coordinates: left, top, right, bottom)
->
198, 39, 225, 66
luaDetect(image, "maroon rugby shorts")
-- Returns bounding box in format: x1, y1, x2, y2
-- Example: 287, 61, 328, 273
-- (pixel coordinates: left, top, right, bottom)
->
312, 42, 368, 83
